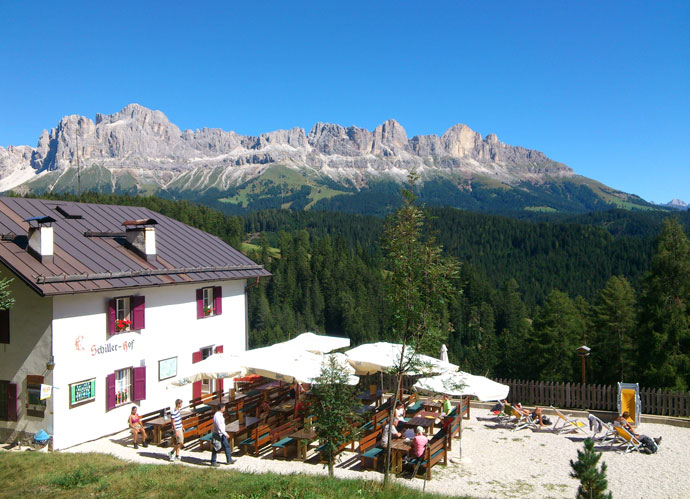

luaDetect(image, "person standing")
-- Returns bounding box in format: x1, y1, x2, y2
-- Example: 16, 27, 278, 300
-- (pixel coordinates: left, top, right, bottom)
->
169, 399, 184, 462
211, 404, 236, 466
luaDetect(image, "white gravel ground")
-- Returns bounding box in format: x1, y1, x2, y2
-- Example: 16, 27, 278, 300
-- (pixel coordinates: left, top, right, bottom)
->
63, 413, 690, 498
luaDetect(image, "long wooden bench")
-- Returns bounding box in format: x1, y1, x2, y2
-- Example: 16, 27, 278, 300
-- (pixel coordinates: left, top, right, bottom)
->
410, 432, 448, 480
196, 418, 216, 451
270, 420, 300, 459
358, 427, 383, 471
238, 424, 272, 456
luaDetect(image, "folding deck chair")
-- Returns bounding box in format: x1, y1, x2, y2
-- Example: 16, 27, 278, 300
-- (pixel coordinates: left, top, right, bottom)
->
509, 405, 537, 431
550, 406, 587, 435
587, 414, 617, 445
613, 425, 643, 453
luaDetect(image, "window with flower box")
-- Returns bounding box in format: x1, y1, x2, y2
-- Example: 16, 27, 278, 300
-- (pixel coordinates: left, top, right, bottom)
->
108, 295, 145, 334
106, 366, 146, 411
196, 286, 222, 319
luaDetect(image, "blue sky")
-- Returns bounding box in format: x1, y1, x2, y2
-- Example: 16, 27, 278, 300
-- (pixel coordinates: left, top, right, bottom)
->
1, 1, 688, 203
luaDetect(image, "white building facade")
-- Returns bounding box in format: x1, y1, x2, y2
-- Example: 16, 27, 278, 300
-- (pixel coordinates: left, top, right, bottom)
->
0, 197, 268, 449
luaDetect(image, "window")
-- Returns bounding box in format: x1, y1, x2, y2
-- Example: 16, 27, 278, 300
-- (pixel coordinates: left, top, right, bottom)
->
26, 375, 46, 417
196, 286, 222, 319
115, 368, 131, 406
0, 309, 8, 344
115, 297, 131, 332
108, 296, 145, 334
192, 345, 223, 398
200, 346, 214, 394
0, 380, 17, 422
106, 366, 146, 411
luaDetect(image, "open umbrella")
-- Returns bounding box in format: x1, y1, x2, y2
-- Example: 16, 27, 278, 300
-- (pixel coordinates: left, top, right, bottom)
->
345, 342, 458, 376
168, 353, 246, 387
244, 350, 359, 385
281, 332, 350, 354
413, 371, 509, 402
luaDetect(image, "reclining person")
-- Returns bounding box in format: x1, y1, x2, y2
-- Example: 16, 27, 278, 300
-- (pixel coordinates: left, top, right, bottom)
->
615, 411, 662, 447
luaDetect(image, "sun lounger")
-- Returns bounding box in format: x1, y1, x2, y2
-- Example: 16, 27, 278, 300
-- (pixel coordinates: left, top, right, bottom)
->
509, 405, 537, 431
550, 406, 587, 435
613, 425, 643, 453
587, 414, 617, 445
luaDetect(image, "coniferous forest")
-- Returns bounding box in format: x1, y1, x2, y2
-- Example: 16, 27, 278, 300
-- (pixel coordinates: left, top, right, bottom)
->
31, 192, 690, 391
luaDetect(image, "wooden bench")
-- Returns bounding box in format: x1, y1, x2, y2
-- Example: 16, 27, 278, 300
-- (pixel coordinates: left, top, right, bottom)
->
270, 420, 300, 459
317, 429, 354, 462
181, 415, 200, 448
238, 424, 272, 456
196, 417, 215, 451
410, 432, 448, 480
357, 427, 383, 471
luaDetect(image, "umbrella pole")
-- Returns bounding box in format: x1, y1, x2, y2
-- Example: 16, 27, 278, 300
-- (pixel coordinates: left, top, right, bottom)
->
451, 402, 469, 464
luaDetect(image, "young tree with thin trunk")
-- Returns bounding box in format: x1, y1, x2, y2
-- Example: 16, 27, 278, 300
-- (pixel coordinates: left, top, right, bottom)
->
570, 438, 613, 499
380, 172, 459, 486
311, 355, 360, 477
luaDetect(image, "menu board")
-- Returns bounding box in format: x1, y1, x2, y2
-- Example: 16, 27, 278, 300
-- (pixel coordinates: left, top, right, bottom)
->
159, 357, 177, 381
70, 378, 96, 408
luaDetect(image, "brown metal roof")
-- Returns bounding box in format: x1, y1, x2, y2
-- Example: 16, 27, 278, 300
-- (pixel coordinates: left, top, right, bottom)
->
0, 197, 270, 296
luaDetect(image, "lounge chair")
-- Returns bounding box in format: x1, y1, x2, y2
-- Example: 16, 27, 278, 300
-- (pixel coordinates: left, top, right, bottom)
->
509, 405, 537, 431
613, 425, 643, 453
587, 414, 617, 445
550, 406, 587, 435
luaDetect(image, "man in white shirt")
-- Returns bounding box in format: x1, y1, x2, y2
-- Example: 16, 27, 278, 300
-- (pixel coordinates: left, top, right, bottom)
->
211, 404, 235, 466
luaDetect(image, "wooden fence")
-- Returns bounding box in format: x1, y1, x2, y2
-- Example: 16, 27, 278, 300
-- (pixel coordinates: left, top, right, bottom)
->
493, 378, 690, 417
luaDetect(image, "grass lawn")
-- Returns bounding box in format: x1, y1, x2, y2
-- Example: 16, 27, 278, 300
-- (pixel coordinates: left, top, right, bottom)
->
0, 451, 459, 498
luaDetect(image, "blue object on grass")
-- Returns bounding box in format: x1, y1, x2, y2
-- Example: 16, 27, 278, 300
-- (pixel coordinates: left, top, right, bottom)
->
33, 429, 50, 443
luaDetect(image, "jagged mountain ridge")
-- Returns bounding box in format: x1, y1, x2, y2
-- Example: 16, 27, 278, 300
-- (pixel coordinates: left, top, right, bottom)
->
0, 103, 575, 194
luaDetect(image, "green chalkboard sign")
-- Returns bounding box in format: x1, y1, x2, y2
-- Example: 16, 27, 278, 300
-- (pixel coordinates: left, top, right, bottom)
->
70, 378, 96, 408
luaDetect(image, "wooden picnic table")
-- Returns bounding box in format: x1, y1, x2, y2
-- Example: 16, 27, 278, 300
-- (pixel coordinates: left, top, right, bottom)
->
288, 428, 317, 461
357, 389, 385, 407
403, 411, 439, 435
270, 400, 295, 423
148, 409, 191, 444
225, 415, 261, 451
255, 381, 282, 392
389, 438, 411, 474
422, 398, 443, 412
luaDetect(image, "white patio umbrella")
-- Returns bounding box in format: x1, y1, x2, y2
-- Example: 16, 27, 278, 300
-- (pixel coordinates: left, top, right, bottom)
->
413, 371, 509, 402
345, 341, 458, 376
168, 353, 246, 387
244, 350, 359, 385
440, 344, 449, 363
281, 332, 350, 354
413, 371, 508, 463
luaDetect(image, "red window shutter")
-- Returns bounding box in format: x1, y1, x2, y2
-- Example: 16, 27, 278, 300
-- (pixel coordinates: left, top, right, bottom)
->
213, 287, 222, 315
131, 296, 146, 330
8, 383, 17, 422
132, 366, 146, 401
196, 289, 204, 319
214, 346, 224, 393
192, 351, 202, 399
0, 309, 8, 344
108, 299, 117, 334
106, 373, 116, 411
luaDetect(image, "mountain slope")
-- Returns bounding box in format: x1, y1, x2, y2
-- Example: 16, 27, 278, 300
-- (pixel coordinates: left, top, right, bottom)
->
0, 103, 653, 214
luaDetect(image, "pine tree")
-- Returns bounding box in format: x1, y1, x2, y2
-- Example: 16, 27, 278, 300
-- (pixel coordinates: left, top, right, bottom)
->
637, 218, 690, 390
570, 438, 613, 499
592, 276, 636, 384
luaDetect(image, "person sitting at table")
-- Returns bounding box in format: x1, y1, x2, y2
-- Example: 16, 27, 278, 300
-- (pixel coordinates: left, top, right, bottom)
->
393, 401, 406, 431
441, 394, 453, 415
255, 399, 271, 422
381, 419, 401, 448
408, 426, 428, 459
128, 406, 148, 449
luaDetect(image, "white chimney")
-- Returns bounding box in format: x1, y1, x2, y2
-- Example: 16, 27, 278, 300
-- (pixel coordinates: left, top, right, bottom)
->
123, 219, 158, 262
25, 216, 55, 263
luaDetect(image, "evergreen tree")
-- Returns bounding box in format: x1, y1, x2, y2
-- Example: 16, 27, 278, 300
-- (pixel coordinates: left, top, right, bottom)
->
494, 278, 532, 378
570, 438, 613, 499
530, 290, 584, 382
592, 276, 636, 384
637, 218, 690, 390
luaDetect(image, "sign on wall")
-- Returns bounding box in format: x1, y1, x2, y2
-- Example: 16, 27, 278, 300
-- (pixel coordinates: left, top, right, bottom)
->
70, 378, 96, 408
158, 357, 177, 381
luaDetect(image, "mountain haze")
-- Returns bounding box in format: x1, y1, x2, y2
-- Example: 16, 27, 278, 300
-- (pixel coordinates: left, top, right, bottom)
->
0, 104, 651, 214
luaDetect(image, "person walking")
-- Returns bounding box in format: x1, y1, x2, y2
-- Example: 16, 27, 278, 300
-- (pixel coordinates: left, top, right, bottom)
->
168, 399, 184, 462
211, 404, 236, 466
